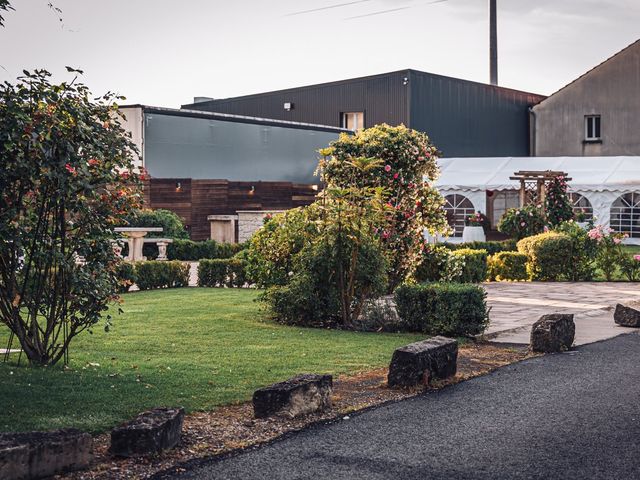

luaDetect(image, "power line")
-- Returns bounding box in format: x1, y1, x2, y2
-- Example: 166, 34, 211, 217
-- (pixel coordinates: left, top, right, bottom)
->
344, 0, 449, 21
284, 0, 375, 17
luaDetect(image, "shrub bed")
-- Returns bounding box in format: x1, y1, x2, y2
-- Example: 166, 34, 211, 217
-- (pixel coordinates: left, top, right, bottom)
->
167, 240, 245, 261
487, 251, 529, 281
394, 282, 489, 336
517, 232, 572, 281
135, 261, 190, 290
198, 259, 248, 288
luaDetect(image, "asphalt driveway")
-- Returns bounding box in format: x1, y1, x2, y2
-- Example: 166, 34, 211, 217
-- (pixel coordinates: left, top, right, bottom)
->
167, 332, 640, 480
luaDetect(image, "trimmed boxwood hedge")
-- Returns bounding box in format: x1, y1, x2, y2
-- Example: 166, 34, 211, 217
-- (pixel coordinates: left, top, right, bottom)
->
517, 232, 572, 281
198, 258, 248, 288
134, 261, 190, 290
394, 282, 489, 336
167, 240, 246, 261
488, 251, 529, 281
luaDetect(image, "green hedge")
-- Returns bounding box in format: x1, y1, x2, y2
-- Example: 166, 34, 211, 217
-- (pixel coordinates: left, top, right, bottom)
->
394, 282, 489, 336
135, 261, 190, 290
450, 248, 488, 283
517, 232, 572, 281
198, 259, 248, 288
488, 251, 529, 281
167, 240, 246, 261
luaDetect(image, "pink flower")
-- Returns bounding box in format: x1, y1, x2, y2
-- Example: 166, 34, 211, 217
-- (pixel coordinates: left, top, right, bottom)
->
520, 222, 526, 227
633, 255, 640, 261
613, 237, 622, 244
384, 165, 392, 172
393, 173, 399, 179
64, 163, 77, 175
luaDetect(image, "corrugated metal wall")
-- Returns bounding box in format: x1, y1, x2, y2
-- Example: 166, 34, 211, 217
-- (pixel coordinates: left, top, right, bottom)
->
409, 70, 546, 157
144, 111, 340, 184
184, 70, 546, 157
184, 71, 410, 129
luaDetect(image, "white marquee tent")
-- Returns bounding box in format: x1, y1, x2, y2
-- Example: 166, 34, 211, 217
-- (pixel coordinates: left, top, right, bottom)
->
434, 156, 640, 241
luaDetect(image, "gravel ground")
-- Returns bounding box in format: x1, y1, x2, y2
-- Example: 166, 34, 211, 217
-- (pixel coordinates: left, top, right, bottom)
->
169, 332, 640, 480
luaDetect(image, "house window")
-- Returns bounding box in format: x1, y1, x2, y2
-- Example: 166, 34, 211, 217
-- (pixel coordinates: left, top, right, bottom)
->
585, 115, 601, 141
341, 112, 364, 131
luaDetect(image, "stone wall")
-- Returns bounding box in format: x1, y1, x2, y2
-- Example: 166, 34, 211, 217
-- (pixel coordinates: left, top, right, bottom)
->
237, 210, 286, 243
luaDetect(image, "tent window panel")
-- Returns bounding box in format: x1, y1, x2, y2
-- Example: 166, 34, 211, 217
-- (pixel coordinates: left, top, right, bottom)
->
444, 194, 475, 237
610, 192, 640, 238
491, 190, 519, 228
568, 193, 593, 221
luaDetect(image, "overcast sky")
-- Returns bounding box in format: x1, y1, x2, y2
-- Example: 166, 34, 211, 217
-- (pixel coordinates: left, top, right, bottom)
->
1, 0, 638, 107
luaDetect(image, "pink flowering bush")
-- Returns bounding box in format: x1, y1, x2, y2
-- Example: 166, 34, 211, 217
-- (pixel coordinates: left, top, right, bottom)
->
619, 253, 640, 282
318, 124, 449, 290
588, 225, 628, 281
497, 205, 546, 240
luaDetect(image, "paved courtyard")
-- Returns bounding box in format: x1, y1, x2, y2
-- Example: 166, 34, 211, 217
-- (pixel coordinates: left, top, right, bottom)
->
484, 282, 640, 345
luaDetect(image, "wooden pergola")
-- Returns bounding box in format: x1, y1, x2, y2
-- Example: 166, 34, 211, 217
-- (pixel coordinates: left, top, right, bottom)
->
509, 170, 572, 208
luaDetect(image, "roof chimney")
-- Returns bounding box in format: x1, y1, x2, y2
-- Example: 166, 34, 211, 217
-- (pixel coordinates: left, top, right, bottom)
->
489, 0, 498, 85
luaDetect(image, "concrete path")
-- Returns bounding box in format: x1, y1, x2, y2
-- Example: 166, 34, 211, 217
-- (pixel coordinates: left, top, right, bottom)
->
170, 332, 640, 480
484, 282, 640, 345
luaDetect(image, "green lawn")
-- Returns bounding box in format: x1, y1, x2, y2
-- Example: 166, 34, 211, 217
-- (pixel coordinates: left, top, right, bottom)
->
0, 288, 424, 433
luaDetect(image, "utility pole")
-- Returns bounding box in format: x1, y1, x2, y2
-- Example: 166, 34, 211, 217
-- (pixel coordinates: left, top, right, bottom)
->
489, 0, 498, 85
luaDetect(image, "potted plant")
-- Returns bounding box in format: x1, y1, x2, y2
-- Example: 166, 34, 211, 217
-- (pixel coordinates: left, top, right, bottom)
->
463, 211, 488, 242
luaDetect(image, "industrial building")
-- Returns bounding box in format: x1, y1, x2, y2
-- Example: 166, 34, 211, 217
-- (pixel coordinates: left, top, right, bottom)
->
119, 105, 346, 240
182, 69, 546, 158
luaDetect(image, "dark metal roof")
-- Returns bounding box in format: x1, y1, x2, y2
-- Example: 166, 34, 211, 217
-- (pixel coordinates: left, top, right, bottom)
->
181, 68, 545, 110
121, 104, 350, 134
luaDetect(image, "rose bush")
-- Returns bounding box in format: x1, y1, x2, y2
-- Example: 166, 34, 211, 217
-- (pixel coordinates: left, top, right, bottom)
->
317, 124, 449, 290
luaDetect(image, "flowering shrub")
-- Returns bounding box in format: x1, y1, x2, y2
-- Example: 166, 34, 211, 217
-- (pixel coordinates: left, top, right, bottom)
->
498, 205, 546, 240
545, 175, 574, 226
318, 124, 449, 290
0, 69, 142, 365
555, 221, 598, 281
619, 254, 640, 282
588, 225, 627, 281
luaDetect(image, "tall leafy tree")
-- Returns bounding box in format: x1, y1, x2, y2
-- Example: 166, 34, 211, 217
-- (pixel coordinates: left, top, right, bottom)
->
0, 69, 143, 365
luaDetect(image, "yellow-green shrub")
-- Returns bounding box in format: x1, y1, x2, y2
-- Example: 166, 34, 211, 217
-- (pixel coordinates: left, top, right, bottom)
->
517, 232, 572, 281
488, 251, 529, 281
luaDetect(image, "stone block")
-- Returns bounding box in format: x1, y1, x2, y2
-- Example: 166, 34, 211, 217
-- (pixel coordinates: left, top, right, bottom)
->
614, 302, 640, 327
530, 313, 575, 353
0, 429, 92, 480
387, 336, 458, 388
110, 407, 184, 457
253, 374, 333, 419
